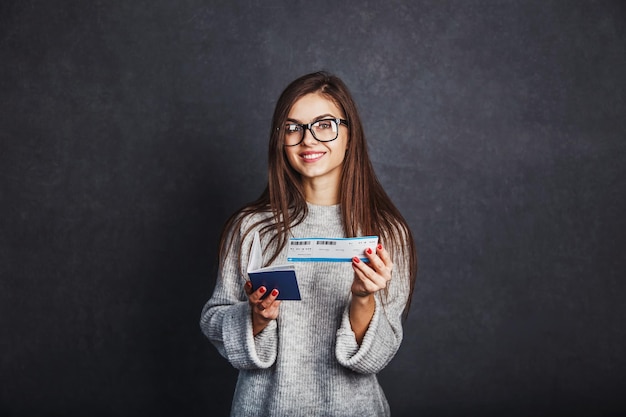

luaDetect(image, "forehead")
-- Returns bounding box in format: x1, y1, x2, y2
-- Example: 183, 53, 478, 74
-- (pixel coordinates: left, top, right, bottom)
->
288, 93, 344, 121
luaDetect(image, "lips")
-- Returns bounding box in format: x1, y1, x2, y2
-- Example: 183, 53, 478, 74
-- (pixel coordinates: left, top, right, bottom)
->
300, 151, 325, 162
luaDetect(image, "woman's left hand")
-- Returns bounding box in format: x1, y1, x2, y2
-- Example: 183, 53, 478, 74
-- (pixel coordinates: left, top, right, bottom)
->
351, 243, 393, 297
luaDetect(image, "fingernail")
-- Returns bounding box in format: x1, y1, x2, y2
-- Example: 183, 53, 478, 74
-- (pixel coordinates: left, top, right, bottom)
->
259, 286, 266, 294
245, 281, 252, 288
377, 244, 383, 251
271, 289, 279, 297
366, 248, 372, 255
353, 256, 360, 263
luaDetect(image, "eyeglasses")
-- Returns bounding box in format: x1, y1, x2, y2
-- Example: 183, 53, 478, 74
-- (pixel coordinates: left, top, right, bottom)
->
283, 118, 349, 147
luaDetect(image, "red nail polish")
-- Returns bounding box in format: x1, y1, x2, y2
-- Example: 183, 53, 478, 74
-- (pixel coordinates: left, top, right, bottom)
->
353, 256, 360, 263
271, 289, 279, 297
366, 248, 372, 255
259, 286, 266, 294
377, 244, 383, 251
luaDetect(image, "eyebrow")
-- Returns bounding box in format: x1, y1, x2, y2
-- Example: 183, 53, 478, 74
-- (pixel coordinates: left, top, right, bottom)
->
286, 113, 337, 124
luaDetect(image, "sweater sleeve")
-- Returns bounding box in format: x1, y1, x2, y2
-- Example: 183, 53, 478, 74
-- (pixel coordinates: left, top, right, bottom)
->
199, 223, 278, 370
335, 238, 412, 374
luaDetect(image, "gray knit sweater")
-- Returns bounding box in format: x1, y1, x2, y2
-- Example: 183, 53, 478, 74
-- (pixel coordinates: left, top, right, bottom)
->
200, 204, 411, 416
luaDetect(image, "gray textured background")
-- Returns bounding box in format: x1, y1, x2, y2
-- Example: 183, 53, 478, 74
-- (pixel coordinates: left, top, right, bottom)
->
1, 1, 625, 416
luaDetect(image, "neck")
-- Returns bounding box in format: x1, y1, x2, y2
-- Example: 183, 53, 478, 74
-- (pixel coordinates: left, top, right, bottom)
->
302, 178, 340, 206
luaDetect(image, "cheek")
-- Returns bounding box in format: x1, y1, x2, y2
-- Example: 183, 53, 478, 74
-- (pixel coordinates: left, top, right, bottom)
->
335, 137, 349, 159
284, 149, 299, 169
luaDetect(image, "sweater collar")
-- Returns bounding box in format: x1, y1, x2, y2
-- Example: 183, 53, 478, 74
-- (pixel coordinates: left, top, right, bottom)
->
305, 202, 341, 226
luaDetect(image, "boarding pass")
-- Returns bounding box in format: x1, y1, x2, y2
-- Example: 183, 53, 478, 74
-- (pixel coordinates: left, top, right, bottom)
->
287, 236, 379, 262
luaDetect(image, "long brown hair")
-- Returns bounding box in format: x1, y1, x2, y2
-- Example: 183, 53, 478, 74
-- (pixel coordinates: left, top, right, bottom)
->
219, 71, 417, 316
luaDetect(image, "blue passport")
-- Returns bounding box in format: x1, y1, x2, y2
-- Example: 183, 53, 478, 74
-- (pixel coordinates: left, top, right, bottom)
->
247, 232, 301, 301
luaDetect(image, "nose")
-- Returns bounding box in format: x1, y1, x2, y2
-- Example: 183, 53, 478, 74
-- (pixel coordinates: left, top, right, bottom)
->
301, 127, 318, 146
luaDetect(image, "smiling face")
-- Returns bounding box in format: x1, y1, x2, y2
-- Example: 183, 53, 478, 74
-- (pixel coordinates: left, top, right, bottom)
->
284, 93, 348, 201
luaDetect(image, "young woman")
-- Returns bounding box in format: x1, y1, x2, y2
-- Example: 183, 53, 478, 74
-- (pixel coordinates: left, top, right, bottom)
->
200, 71, 417, 416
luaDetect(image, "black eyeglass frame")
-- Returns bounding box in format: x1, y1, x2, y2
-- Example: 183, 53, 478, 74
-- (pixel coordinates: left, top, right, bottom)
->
282, 118, 349, 147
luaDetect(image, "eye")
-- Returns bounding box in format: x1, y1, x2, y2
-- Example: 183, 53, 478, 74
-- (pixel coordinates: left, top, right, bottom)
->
316, 120, 333, 130
285, 124, 302, 134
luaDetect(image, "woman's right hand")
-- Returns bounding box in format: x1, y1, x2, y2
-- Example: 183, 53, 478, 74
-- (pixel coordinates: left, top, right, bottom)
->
244, 281, 281, 336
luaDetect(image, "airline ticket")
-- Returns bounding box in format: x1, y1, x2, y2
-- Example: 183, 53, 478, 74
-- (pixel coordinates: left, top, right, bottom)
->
287, 236, 379, 262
